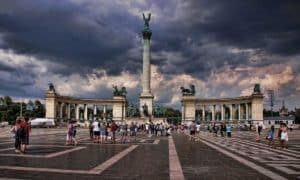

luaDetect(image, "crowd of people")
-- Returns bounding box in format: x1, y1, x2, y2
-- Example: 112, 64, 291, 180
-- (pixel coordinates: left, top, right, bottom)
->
8, 117, 293, 153
86, 120, 172, 144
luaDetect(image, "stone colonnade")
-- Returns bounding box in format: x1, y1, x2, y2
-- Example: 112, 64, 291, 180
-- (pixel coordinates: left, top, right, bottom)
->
45, 90, 127, 122
182, 93, 264, 124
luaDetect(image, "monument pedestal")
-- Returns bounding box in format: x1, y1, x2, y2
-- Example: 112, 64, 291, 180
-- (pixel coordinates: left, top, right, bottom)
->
140, 94, 154, 118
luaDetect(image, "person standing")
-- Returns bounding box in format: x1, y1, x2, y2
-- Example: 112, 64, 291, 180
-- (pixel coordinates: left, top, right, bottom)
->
100, 122, 107, 144
11, 119, 22, 153
20, 117, 31, 153
280, 123, 289, 149
196, 123, 201, 134
189, 121, 196, 141
110, 120, 118, 144
92, 120, 100, 143
266, 125, 275, 148
226, 124, 232, 138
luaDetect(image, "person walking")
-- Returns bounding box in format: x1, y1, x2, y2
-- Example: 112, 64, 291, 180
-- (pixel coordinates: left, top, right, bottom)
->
266, 125, 275, 148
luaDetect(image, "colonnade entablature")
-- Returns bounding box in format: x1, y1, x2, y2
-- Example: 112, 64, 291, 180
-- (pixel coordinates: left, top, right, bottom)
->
181, 84, 264, 125
45, 88, 127, 122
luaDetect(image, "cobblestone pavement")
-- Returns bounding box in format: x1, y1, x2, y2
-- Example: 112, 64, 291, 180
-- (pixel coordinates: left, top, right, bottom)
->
0, 128, 299, 179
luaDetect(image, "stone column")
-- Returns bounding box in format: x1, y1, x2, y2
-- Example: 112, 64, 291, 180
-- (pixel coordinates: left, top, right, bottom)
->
221, 104, 224, 121
93, 105, 97, 116
67, 103, 71, 119
230, 104, 233, 121
212, 105, 215, 122
238, 104, 241, 121
84, 104, 88, 121
140, 21, 154, 118
75, 104, 79, 121
246, 103, 249, 121
181, 104, 185, 121
59, 103, 63, 119
103, 105, 107, 121
202, 105, 205, 121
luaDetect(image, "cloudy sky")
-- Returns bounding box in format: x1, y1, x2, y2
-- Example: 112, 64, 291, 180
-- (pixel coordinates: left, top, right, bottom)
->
0, 0, 300, 110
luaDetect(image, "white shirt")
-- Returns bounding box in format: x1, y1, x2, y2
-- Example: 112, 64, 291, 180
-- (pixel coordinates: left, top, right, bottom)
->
92, 121, 100, 132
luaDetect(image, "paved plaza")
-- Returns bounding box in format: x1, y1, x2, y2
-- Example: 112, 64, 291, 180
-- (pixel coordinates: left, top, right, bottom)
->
0, 128, 299, 180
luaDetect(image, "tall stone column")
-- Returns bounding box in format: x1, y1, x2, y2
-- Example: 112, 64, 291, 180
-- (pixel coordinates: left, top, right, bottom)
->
238, 104, 241, 121
59, 103, 63, 119
103, 105, 107, 121
140, 13, 154, 118
246, 103, 249, 121
202, 105, 205, 121
221, 104, 225, 121
84, 104, 88, 121
75, 104, 79, 121
93, 105, 97, 116
230, 104, 233, 121
67, 103, 71, 119
212, 105, 215, 122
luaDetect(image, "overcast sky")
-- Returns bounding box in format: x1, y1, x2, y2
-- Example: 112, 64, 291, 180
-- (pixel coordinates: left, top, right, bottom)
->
0, 0, 300, 110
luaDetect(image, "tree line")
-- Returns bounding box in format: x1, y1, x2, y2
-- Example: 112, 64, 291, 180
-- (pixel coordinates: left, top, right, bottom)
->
0, 96, 45, 124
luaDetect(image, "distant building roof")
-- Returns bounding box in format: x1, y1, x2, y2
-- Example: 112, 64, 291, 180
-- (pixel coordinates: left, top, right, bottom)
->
264, 116, 295, 121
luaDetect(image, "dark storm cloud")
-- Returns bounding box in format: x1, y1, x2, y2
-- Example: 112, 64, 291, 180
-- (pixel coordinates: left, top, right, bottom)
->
0, 0, 142, 76
148, 0, 300, 79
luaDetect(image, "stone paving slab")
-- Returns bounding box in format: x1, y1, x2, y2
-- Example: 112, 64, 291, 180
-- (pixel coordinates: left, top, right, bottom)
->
173, 134, 271, 180
100, 138, 169, 180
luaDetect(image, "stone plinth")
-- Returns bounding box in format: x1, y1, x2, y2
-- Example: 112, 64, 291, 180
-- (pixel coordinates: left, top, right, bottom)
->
140, 94, 154, 118
251, 93, 264, 122
181, 95, 196, 124
45, 90, 57, 119
113, 96, 126, 121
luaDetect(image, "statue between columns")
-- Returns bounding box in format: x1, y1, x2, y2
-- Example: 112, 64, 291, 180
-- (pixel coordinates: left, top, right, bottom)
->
112, 86, 127, 96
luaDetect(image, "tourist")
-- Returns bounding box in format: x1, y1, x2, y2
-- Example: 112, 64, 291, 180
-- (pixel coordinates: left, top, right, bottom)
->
255, 122, 263, 141
129, 122, 137, 142
20, 117, 31, 152
212, 123, 219, 137
71, 121, 78, 145
189, 121, 196, 141
66, 120, 73, 145
100, 122, 107, 144
110, 120, 118, 144
89, 121, 94, 140
226, 124, 232, 138
120, 123, 127, 143
196, 123, 201, 134
92, 120, 100, 143
11, 119, 22, 153
266, 125, 275, 148
220, 123, 226, 137
278, 122, 283, 147
280, 123, 288, 149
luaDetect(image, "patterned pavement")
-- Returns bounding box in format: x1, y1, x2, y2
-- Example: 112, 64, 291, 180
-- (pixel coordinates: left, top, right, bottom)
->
0, 127, 299, 179
195, 130, 300, 180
